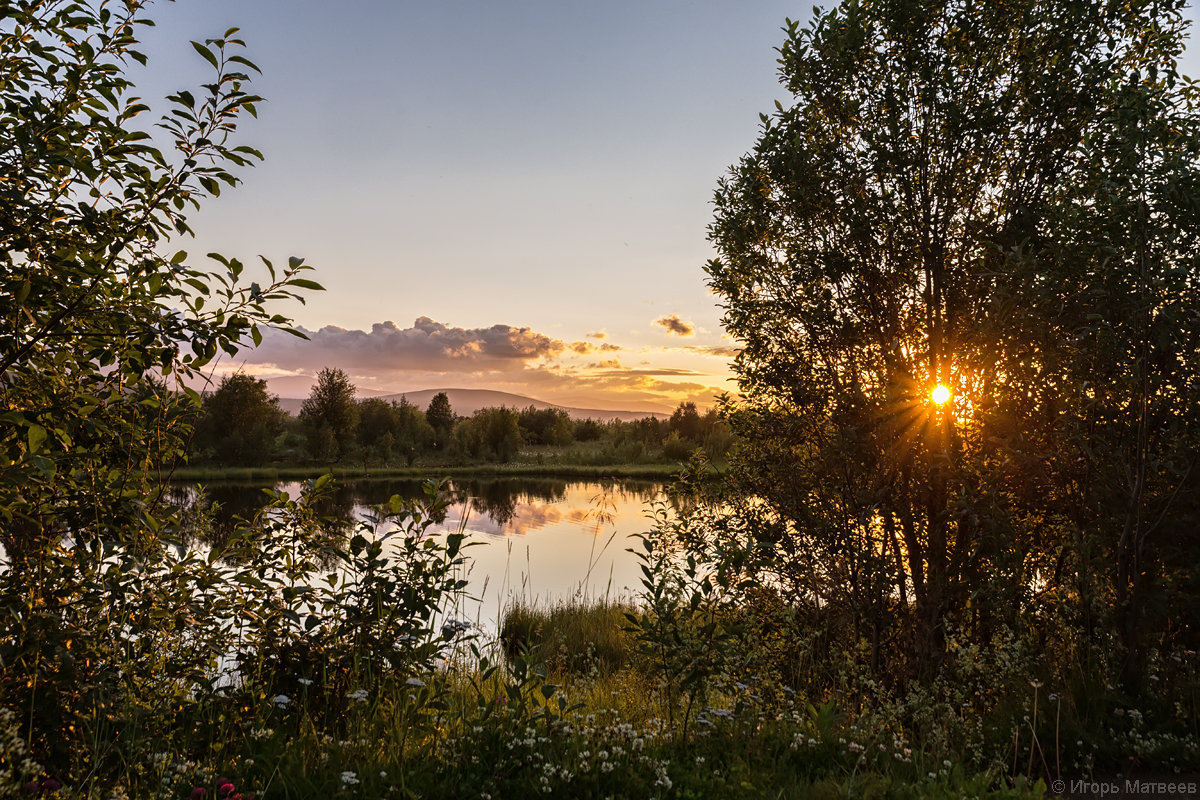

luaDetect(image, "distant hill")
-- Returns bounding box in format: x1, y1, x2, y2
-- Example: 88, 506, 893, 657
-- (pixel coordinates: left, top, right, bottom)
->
277, 388, 670, 422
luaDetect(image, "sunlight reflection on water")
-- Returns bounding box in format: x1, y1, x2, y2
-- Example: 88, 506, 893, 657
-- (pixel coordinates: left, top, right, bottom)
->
270, 478, 661, 636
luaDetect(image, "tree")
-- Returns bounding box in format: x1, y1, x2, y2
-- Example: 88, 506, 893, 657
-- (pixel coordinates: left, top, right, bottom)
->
392, 398, 435, 465
518, 405, 574, 446
425, 391, 454, 450
0, 2, 319, 561
706, 0, 1200, 681
300, 367, 359, 462
454, 407, 522, 463
356, 397, 397, 463
0, 1, 320, 775
193, 372, 285, 465
668, 402, 702, 443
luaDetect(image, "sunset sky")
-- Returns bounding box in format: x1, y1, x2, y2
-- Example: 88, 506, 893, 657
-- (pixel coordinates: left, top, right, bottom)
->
135, 1, 1200, 412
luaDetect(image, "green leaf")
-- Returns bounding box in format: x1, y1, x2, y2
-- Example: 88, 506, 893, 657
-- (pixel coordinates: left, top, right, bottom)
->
27, 424, 47, 453
191, 40, 219, 70
28, 455, 56, 478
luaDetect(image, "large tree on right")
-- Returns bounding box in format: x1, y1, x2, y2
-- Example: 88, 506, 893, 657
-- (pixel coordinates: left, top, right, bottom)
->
707, 0, 1200, 687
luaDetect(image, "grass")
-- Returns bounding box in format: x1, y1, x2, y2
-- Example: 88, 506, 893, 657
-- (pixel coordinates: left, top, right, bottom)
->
2, 583, 1054, 800
10, 484, 1178, 800
169, 461, 686, 483
499, 598, 636, 676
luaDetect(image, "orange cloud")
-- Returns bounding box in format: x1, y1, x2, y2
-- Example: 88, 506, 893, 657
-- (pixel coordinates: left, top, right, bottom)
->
246, 317, 564, 376
681, 345, 740, 357
655, 314, 694, 337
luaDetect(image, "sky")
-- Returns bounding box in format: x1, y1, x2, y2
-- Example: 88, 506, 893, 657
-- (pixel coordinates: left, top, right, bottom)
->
132, 0, 1200, 412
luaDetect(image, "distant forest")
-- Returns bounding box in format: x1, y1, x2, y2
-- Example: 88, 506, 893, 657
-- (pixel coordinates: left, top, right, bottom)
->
189, 367, 734, 467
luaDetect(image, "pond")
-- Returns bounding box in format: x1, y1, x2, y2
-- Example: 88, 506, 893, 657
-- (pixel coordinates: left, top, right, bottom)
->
183, 477, 664, 636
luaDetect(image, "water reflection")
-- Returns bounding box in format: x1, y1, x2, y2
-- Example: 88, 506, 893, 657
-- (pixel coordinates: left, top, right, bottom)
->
173, 477, 663, 631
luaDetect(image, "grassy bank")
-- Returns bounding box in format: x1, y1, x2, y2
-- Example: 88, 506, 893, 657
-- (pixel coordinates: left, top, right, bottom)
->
9, 481, 1189, 800
169, 461, 685, 483
3, 590, 1049, 799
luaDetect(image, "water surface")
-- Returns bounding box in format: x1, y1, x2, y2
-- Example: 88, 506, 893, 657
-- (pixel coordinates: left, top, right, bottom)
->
188, 477, 663, 634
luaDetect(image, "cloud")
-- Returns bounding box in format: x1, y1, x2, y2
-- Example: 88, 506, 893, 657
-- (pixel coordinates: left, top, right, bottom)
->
681, 345, 740, 357
586, 331, 607, 339
654, 314, 694, 337
225, 316, 733, 412
245, 317, 564, 377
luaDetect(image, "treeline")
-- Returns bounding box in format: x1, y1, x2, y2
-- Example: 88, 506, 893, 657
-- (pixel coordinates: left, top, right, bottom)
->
189, 367, 733, 467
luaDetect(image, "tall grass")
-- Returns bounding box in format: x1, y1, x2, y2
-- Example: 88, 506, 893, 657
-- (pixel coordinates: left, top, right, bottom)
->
499, 598, 635, 676
0, 477, 1148, 799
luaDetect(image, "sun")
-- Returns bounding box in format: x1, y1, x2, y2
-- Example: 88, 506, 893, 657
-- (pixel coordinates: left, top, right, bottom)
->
931, 384, 951, 405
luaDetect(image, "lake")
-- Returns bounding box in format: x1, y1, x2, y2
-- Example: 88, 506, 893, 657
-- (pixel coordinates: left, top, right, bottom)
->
184, 477, 664, 636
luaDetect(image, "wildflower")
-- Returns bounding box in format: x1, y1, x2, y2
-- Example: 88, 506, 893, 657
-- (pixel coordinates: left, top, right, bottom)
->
340, 771, 359, 786
272, 694, 291, 708
190, 789, 206, 800
406, 677, 426, 688
298, 678, 314, 686
42, 779, 62, 792
217, 781, 235, 797
380, 771, 387, 778
347, 689, 369, 703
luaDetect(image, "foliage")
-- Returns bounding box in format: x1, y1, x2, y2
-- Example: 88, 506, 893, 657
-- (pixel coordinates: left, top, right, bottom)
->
667, 401, 702, 443
453, 406, 523, 463
0, 478, 473, 793
191, 371, 285, 465
706, 0, 1200, 688
499, 598, 634, 676
352, 397, 436, 466
299, 366, 359, 462
625, 463, 740, 743
518, 405, 575, 446
0, 1, 320, 561
424, 391, 455, 449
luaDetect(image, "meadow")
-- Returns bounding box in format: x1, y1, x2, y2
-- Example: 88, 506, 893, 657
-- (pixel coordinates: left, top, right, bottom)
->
6, 471, 1195, 798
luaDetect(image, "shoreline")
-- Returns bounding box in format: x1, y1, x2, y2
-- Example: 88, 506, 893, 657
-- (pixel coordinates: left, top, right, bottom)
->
168, 461, 688, 483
